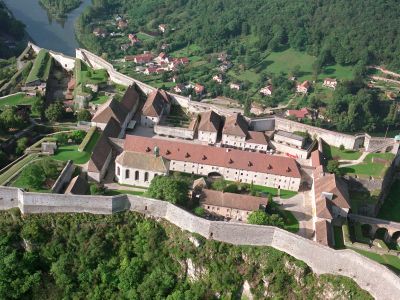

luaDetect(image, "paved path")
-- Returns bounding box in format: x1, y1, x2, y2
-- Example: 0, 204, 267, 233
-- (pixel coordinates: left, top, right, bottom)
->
339, 152, 368, 168
275, 191, 314, 239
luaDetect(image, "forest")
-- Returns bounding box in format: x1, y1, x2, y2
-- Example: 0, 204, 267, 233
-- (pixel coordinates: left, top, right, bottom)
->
77, 0, 400, 70
39, 0, 82, 18
0, 1, 25, 58
0, 209, 371, 299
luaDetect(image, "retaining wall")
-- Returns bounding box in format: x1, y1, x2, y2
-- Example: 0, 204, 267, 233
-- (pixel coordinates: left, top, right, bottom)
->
51, 160, 75, 193
275, 117, 364, 150
154, 125, 194, 139
29, 42, 75, 72
249, 117, 276, 131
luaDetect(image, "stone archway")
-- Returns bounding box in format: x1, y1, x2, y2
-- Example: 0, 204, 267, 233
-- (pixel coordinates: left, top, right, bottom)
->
208, 172, 223, 179
361, 224, 373, 238
375, 227, 391, 243
391, 231, 400, 245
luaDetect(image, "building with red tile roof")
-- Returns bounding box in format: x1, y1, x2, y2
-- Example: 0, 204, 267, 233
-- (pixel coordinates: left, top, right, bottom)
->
117, 135, 301, 191
221, 113, 249, 149
141, 89, 171, 127
296, 80, 311, 94
286, 107, 311, 120
198, 110, 222, 144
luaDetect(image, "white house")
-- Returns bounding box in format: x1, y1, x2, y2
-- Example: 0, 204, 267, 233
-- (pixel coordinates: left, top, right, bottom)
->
221, 113, 248, 149
197, 110, 222, 145
260, 85, 273, 96
141, 89, 171, 127
323, 78, 338, 89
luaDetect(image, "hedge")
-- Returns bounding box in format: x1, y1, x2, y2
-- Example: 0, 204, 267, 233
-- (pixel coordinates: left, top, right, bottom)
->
78, 127, 96, 152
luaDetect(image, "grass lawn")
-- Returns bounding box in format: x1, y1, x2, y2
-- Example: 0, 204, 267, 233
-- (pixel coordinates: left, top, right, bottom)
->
91, 95, 109, 105
251, 185, 298, 199
377, 180, 400, 222
340, 153, 395, 177
322, 143, 362, 160
280, 209, 299, 233
81, 69, 108, 85
53, 130, 100, 164
137, 32, 155, 41
170, 44, 203, 62
0, 154, 40, 185
104, 189, 145, 196
0, 93, 39, 108
349, 247, 400, 275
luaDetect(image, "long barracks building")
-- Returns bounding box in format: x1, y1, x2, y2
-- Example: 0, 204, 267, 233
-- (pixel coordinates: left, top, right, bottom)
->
116, 135, 302, 191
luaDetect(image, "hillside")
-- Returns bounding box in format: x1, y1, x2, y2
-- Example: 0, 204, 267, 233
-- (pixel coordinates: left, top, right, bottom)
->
0, 1, 25, 58
78, 0, 400, 70
0, 209, 371, 299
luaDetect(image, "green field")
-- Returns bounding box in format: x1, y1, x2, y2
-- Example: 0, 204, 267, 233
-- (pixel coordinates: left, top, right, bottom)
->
53, 130, 100, 164
137, 32, 155, 41
105, 189, 145, 196
251, 185, 298, 199
0, 154, 40, 185
280, 210, 299, 233
340, 153, 395, 177
0, 93, 39, 107
323, 143, 362, 160
170, 44, 203, 62
91, 95, 109, 105
26, 49, 53, 83
377, 180, 400, 222
350, 248, 400, 275
264, 48, 354, 81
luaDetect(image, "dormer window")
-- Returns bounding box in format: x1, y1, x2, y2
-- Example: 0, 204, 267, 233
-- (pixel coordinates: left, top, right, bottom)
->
267, 164, 272, 170
145, 147, 151, 152
229, 158, 234, 164
286, 167, 291, 172
248, 161, 253, 167
185, 152, 190, 158
166, 150, 171, 155
202, 155, 207, 160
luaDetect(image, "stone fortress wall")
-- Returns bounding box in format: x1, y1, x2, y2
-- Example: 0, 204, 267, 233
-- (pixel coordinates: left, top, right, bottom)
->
29, 42, 76, 72
0, 186, 399, 300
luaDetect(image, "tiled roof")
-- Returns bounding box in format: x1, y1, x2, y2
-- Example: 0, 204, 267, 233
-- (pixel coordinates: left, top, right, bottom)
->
120, 85, 139, 111
246, 131, 268, 145
286, 108, 310, 119
88, 134, 112, 172
311, 150, 322, 168
102, 117, 122, 138
315, 220, 333, 247
316, 197, 334, 219
116, 151, 168, 172
198, 110, 222, 133
314, 173, 351, 210
91, 99, 127, 125
123, 135, 301, 178
64, 175, 89, 195
142, 89, 170, 117
201, 189, 268, 211
223, 113, 248, 137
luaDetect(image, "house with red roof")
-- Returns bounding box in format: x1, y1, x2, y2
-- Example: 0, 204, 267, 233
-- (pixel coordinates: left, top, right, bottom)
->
133, 53, 154, 64
260, 85, 273, 96
285, 107, 311, 120
296, 80, 311, 94
140, 89, 171, 127
323, 78, 338, 89
194, 83, 205, 95
115, 135, 302, 190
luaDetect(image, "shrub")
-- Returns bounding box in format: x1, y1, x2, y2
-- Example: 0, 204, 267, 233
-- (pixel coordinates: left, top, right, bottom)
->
147, 176, 188, 205
194, 206, 206, 217
16, 137, 29, 155
70, 130, 86, 144
77, 109, 92, 122
90, 183, 105, 195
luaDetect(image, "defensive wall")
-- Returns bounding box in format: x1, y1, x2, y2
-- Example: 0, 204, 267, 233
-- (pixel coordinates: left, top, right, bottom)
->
51, 160, 75, 193
0, 186, 399, 299
29, 42, 75, 72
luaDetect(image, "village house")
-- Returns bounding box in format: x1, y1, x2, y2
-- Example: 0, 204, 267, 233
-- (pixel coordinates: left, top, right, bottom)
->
260, 85, 273, 96
144, 67, 159, 75
118, 135, 302, 191
286, 107, 311, 121
155, 52, 170, 64
296, 80, 311, 94
221, 113, 249, 149
323, 78, 338, 89
93, 28, 107, 38
230, 83, 241, 91
212, 74, 223, 84
173, 84, 185, 94
199, 189, 269, 222
197, 110, 222, 145
158, 24, 167, 33
132, 53, 154, 64
194, 83, 205, 95
117, 19, 128, 30
128, 34, 140, 45
244, 131, 269, 153
141, 89, 171, 127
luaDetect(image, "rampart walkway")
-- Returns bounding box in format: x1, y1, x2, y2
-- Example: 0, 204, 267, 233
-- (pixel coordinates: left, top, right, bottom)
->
0, 186, 399, 299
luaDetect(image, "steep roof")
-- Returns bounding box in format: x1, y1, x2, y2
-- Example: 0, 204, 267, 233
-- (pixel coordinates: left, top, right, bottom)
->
123, 135, 302, 178
286, 108, 310, 119
223, 113, 248, 137
116, 151, 169, 172
120, 85, 139, 111
88, 134, 112, 173
64, 175, 89, 195
311, 150, 322, 168
200, 189, 268, 211
102, 117, 122, 138
198, 110, 222, 133
316, 197, 334, 219
246, 131, 268, 145
315, 220, 333, 247
314, 174, 351, 210
142, 89, 170, 118
91, 99, 127, 125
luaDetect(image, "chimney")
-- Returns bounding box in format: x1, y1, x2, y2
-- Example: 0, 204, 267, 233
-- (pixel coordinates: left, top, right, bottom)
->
145, 147, 151, 152
267, 164, 272, 170
229, 158, 234, 164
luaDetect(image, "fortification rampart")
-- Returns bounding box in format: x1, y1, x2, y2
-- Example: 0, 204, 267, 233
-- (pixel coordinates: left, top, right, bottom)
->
0, 186, 398, 299
275, 117, 364, 150
29, 42, 75, 72
51, 160, 75, 193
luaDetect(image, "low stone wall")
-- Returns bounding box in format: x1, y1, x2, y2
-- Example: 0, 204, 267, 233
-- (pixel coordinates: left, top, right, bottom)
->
154, 125, 194, 139
51, 160, 75, 193
0, 186, 399, 299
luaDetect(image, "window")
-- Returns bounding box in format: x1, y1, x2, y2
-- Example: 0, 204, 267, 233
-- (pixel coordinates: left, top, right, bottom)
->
144, 172, 149, 182
117, 167, 120, 176
135, 171, 139, 180
125, 169, 130, 179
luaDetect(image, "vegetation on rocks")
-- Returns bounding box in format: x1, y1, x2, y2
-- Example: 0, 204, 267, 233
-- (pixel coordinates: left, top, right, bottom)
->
0, 210, 372, 299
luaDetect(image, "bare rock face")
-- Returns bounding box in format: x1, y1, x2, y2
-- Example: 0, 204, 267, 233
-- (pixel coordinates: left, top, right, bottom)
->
318, 281, 352, 300
262, 277, 270, 297
188, 235, 200, 247
240, 280, 254, 300
185, 258, 206, 282
284, 259, 307, 287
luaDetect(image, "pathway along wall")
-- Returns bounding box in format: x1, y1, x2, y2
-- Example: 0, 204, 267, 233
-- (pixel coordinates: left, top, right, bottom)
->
0, 186, 399, 299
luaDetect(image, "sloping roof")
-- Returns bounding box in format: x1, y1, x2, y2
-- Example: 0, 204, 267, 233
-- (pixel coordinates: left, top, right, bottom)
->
88, 134, 112, 173
314, 174, 351, 210
275, 130, 305, 142
91, 99, 127, 125
316, 197, 334, 219
120, 85, 139, 111
102, 117, 122, 138
123, 135, 302, 178
315, 220, 333, 247
246, 131, 268, 145
287, 108, 310, 119
223, 113, 248, 137
201, 189, 268, 211
116, 151, 168, 172
64, 175, 89, 195
198, 110, 222, 133
311, 150, 322, 168
142, 89, 170, 117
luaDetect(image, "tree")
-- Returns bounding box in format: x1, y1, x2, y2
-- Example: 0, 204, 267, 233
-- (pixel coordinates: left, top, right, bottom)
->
39, 158, 59, 179
0, 150, 7, 168
45, 102, 64, 122
90, 184, 105, 195
194, 206, 206, 217
76, 109, 92, 122
31, 97, 45, 118
0, 106, 25, 130
70, 130, 86, 143
147, 176, 188, 205
247, 210, 269, 225
339, 144, 345, 151
21, 164, 46, 190
327, 160, 342, 175
16, 137, 28, 155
